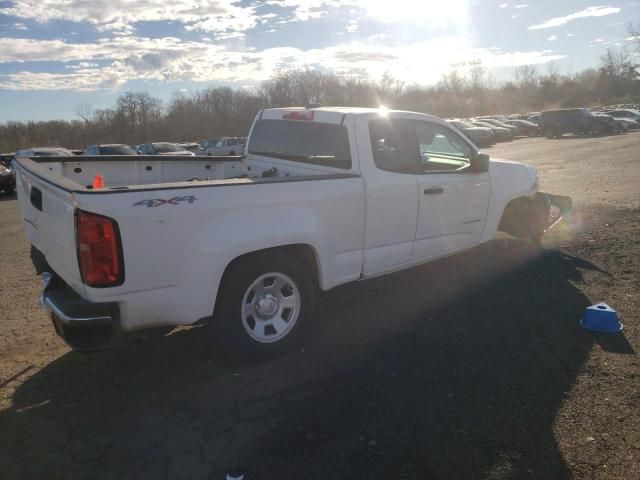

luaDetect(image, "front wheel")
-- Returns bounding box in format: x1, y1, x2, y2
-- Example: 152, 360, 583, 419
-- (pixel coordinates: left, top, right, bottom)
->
212, 252, 315, 361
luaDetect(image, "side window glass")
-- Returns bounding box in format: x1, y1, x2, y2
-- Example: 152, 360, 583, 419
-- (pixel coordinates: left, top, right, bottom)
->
414, 122, 472, 172
369, 119, 418, 174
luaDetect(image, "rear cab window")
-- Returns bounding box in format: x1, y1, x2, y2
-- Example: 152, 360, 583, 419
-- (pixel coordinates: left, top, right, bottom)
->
248, 118, 352, 170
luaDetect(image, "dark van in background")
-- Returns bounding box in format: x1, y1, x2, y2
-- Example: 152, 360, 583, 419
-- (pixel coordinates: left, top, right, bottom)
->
540, 108, 615, 138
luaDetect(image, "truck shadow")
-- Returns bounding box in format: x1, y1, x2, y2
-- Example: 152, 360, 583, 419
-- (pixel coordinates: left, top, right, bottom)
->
0, 240, 598, 479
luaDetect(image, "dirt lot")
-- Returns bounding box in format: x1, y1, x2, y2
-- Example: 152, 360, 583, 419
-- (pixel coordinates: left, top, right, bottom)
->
1, 132, 639, 479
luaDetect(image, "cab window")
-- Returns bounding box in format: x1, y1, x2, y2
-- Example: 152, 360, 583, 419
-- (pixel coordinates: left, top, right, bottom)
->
368, 119, 419, 174
413, 122, 472, 172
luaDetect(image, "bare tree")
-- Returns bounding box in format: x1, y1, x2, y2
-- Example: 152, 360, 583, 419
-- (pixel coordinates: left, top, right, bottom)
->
74, 103, 93, 123
377, 72, 405, 105
468, 60, 486, 90
546, 61, 560, 81
515, 65, 538, 89
599, 47, 637, 79
628, 22, 640, 49
440, 69, 465, 95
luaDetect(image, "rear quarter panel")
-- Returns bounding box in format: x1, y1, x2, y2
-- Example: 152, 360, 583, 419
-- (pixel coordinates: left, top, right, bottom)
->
77, 176, 365, 330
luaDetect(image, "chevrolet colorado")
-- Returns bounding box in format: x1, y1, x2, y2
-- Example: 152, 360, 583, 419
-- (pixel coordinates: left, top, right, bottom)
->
15, 107, 570, 358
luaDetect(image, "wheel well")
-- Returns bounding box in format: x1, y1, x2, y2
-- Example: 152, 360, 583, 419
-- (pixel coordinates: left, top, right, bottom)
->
498, 195, 548, 242
220, 244, 321, 292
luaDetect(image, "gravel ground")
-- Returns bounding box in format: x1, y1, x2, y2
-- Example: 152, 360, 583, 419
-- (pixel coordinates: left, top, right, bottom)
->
0, 131, 639, 479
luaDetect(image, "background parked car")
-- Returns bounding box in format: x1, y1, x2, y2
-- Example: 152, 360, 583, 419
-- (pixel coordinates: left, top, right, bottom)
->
204, 137, 244, 156
475, 118, 518, 137
85, 144, 136, 155
446, 119, 495, 147
593, 113, 635, 132
506, 119, 540, 136
603, 109, 640, 122
0, 163, 15, 194
527, 113, 541, 124
137, 142, 195, 156
179, 142, 205, 155
539, 108, 615, 138
470, 120, 512, 141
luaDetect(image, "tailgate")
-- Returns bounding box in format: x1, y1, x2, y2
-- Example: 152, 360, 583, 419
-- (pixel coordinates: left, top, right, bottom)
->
16, 165, 85, 295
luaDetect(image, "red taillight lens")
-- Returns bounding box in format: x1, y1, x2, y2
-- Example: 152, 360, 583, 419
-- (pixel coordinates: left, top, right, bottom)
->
76, 210, 123, 287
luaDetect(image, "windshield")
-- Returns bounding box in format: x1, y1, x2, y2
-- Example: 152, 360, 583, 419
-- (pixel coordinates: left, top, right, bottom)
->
153, 142, 182, 153
248, 119, 352, 169
101, 145, 135, 155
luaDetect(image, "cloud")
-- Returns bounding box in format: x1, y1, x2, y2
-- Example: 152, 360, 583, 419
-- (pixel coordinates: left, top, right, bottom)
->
528, 5, 621, 30
514, 4, 528, 8
13, 22, 27, 30
0, 35, 566, 91
547, 35, 557, 41
0, 0, 258, 33
499, 3, 509, 8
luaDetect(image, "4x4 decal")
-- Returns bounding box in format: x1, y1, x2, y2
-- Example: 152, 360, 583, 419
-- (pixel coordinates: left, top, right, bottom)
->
133, 195, 197, 208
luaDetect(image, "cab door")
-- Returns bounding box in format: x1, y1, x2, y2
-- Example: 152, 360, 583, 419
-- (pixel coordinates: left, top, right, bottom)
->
410, 120, 491, 261
356, 116, 420, 274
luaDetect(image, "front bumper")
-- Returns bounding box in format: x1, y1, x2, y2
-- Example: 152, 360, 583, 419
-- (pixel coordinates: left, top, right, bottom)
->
540, 192, 573, 232
40, 272, 119, 351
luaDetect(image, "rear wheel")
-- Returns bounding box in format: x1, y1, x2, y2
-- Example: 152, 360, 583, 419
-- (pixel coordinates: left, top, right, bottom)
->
212, 252, 315, 361
592, 123, 605, 135
229, 151, 236, 156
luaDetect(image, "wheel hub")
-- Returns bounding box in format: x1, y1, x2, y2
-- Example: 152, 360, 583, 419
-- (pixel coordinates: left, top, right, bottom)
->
255, 294, 279, 318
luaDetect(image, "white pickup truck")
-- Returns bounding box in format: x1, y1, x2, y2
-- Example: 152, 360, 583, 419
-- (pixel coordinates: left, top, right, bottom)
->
15, 107, 570, 358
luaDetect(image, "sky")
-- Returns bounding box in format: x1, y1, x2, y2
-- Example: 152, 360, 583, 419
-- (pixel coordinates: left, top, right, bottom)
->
0, 0, 637, 121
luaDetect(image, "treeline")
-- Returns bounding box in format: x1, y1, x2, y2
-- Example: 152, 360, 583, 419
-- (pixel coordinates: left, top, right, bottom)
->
0, 47, 638, 152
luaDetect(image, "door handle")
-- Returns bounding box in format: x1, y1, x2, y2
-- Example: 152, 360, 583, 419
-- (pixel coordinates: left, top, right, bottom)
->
423, 186, 444, 195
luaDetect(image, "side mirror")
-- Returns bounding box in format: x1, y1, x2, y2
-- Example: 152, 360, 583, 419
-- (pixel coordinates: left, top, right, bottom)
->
471, 152, 490, 173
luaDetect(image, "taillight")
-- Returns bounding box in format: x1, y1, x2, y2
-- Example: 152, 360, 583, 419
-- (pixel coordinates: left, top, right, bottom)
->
76, 210, 124, 287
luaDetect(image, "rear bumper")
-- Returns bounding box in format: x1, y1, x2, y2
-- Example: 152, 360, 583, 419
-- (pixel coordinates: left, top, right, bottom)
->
40, 272, 119, 351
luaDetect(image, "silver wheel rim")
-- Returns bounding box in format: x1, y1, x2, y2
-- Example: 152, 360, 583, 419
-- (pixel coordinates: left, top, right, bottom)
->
241, 272, 301, 344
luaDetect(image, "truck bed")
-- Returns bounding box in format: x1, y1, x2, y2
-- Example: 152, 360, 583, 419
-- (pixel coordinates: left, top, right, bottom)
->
15, 155, 354, 193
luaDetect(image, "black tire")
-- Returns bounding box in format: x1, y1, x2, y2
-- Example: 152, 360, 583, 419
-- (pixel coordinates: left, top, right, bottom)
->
544, 127, 555, 138
3, 184, 14, 195
212, 252, 315, 361
229, 151, 236, 156
592, 123, 604, 135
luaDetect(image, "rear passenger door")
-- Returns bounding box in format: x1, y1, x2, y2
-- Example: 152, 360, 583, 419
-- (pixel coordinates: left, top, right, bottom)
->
358, 117, 420, 273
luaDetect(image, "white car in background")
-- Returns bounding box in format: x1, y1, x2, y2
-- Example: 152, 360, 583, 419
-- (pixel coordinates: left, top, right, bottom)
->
137, 142, 195, 156
204, 137, 244, 156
